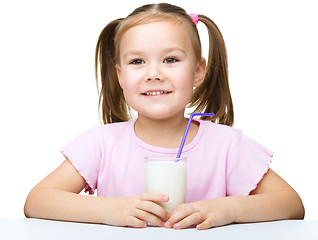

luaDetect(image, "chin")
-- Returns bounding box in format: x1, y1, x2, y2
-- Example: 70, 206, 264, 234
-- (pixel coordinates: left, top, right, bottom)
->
139, 110, 185, 121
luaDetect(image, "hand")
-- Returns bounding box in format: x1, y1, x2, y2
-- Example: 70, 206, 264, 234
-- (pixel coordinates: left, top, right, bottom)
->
102, 193, 170, 228
164, 197, 235, 230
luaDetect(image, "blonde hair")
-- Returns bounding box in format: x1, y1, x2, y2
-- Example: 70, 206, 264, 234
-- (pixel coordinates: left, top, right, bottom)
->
95, 3, 234, 126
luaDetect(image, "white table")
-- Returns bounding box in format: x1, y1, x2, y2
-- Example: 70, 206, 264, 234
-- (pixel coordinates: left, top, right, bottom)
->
1, 218, 317, 240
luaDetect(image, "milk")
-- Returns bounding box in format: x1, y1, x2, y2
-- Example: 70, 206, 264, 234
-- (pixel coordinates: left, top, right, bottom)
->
145, 158, 187, 213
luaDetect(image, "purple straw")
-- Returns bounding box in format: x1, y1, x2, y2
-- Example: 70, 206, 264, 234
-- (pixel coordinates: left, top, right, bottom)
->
176, 113, 215, 161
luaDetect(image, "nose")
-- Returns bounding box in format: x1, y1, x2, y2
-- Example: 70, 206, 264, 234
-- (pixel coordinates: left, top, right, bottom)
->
146, 62, 162, 81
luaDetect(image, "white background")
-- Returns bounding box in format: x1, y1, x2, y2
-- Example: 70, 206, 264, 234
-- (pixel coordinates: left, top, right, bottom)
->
1, 0, 317, 219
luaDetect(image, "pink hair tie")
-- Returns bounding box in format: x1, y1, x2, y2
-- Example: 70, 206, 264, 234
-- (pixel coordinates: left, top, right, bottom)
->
188, 13, 199, 25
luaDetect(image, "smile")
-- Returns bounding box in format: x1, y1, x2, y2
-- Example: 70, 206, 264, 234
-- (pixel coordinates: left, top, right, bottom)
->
142, 91, 172, 96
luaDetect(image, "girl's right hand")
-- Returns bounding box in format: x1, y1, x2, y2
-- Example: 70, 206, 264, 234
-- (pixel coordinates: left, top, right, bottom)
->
102, 193, 170, 228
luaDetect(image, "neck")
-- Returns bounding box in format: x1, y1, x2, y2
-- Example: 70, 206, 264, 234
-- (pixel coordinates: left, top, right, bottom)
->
134, 112, 199, 148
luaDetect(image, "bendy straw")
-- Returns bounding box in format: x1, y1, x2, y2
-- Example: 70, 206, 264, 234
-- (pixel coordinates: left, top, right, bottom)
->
176, 113, 215, 161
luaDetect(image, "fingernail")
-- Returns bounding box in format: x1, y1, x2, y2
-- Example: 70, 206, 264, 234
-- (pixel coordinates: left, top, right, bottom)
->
174, 223, 180, 229
196, 224, 203, 230
165, 222, 172, 228
163, 195, 168, 200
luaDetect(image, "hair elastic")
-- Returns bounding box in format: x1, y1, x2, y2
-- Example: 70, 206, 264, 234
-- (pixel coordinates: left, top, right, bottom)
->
188, 13, 199, 25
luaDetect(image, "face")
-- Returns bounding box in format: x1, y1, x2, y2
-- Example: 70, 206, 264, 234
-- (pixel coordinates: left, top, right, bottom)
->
116, 21, 206, 120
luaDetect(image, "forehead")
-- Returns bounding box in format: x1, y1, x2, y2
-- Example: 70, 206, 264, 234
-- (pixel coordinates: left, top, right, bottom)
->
119, 21, 193, 54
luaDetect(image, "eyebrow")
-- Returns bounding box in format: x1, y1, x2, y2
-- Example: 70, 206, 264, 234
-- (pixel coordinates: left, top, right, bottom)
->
164, 47, 186, 55
123, 47, 186, 59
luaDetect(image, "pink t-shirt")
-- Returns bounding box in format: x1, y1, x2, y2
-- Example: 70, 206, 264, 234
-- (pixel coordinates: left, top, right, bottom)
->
60, 119, 273, 203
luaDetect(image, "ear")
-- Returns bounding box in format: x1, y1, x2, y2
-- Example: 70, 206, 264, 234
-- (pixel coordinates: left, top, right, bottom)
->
116, 64, 123, 88
193, 58, 206, 87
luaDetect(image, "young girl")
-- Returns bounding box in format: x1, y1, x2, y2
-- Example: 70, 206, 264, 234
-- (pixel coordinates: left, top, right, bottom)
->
24, 3, 304, 230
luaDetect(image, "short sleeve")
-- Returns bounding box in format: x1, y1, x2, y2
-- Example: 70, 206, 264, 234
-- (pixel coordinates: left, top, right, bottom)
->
60, 127, 101, 195
226, 130, 273, 196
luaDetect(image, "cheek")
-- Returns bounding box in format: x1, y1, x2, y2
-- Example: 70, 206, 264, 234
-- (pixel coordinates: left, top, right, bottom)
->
120, 71, 142, 105
120, 67, 144, 86
120, 72, 136, 90
173, 79, 195, 104
122, 81, 136, 101
176, 69, 196, 101
173, 69, 195, 89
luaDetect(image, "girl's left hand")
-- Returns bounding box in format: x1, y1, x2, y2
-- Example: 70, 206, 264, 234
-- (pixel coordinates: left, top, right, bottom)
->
164, 197, 235, 230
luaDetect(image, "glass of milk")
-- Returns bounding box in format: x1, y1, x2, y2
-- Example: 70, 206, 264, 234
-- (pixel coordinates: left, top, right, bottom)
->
144, 157, 187, 213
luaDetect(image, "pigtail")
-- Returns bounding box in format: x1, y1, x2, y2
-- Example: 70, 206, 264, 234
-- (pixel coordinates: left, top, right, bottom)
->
95, 18, 132, 124
190, 15, 234, 126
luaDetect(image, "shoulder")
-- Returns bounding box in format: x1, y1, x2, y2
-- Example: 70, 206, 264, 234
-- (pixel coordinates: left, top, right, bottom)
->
198, 120, 273, 158
91, 119, 135, 135
197, 119, 241, 138
99, 120, 134, 131
71, 120, 134, 144
194, 119, 245, 150
89, 120, 135, 145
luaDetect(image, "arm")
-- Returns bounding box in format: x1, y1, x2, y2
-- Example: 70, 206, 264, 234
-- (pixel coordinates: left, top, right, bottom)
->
24, 159, 170, 227
232, 169, 304, 223
165, 168, 305, 230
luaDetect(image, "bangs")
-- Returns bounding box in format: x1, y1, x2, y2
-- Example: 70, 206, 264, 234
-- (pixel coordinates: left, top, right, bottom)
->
114, 12, 201, 63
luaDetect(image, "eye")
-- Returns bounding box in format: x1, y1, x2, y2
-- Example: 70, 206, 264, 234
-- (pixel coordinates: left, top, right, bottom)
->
164, 57, 178, 63
130, 59, 145, 65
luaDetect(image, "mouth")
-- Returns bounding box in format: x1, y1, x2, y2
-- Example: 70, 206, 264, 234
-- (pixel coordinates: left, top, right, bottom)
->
141, 90, 172, 96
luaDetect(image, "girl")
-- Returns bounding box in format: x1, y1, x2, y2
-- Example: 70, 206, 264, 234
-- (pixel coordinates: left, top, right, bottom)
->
24, 3, 304, 230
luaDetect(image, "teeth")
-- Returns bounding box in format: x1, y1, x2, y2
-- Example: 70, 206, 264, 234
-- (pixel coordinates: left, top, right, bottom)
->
145, 91, 169, 96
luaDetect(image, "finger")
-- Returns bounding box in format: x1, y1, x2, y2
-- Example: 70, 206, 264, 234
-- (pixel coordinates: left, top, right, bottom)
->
134, 208, 165, 227
165, 204, 194, 227
126, 216, 147, 228
196, 218, 214, 230
139, 193, 169, 202
196, 215, 229, 230
173, 212, 204, 230
136, 200, 170, 221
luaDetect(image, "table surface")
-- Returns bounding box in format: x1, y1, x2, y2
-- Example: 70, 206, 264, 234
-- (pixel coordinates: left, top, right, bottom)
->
1, 218, 318, 240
